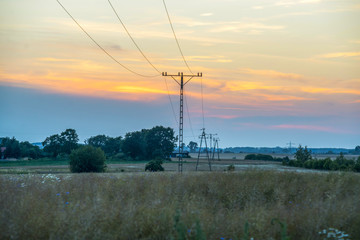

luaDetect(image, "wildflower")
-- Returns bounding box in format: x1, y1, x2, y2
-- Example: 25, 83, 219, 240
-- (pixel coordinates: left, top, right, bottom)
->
56, 193, 60, 196
65, 202, 69, 205
66, 192, 69, 195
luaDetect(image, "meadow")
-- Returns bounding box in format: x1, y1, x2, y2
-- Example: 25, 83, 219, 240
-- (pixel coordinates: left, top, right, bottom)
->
1, 170, 359, 239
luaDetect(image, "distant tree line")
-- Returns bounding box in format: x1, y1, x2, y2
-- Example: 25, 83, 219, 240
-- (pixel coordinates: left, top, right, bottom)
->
244, 153, 289, 162
0, 126, 176, 162
0, 137, 42, 159
283, 145, 360, 172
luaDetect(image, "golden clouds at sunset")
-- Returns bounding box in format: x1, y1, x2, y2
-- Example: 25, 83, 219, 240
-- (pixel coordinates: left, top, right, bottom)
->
1, 0, 359, 147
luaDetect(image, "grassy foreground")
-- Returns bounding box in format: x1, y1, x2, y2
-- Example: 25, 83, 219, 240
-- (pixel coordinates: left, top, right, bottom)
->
1, 170, 359, 239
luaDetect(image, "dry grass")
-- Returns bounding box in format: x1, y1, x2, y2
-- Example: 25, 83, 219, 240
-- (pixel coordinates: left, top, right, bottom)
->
1, 170, 359, 239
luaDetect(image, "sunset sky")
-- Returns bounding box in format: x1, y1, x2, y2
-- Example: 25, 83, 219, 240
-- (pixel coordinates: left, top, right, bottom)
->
1, 0, 359, 148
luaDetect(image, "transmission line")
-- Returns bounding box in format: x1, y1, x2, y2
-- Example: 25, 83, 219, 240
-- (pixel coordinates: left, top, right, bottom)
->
200, 75, 205, 128
107, 0, 179, 127
162, 0, 193, 74
108, 0, 161, 75
184, 94, 196, 141
56, 0, 158, 78
163, 77, 179, 126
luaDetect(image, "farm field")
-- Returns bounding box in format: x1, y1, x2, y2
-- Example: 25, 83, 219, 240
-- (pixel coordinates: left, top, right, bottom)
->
1, 170, 359, 239
0, 157, 322, 174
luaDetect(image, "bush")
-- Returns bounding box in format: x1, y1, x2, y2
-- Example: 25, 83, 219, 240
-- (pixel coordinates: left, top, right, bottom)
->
145, 160, 164, 172
69, 145, 106, 173
227, 164, 235, 171
244, 154, 274, 161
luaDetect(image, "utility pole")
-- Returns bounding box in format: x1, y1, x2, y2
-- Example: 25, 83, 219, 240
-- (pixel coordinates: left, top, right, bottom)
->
162, 72, 202, 172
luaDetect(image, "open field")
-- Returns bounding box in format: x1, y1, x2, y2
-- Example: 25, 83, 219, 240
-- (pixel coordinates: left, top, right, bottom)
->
0, 157, 324, 174
1, 170, 359, 239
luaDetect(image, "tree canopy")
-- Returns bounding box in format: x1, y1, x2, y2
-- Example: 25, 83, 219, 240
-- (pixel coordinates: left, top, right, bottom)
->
42, 129, 79, 157
122, 126, 176, 160
86, 135, 122, 156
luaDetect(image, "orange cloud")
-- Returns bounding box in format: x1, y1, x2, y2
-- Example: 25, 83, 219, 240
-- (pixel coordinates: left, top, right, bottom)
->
317, 52, 360, 58
238, 68, 303, 80
301, 87, 360, 95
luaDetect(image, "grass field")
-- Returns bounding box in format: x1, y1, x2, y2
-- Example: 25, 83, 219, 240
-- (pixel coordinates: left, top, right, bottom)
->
1, 170, 359, 239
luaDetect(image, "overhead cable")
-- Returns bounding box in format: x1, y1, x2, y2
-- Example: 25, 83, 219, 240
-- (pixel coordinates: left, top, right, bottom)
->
184, 94, 196, 141
108, 0, 161, 75
107, 0, 179, 126
56, 0, 158, 78
201, 75, 205, 128
162, 0, 194, 74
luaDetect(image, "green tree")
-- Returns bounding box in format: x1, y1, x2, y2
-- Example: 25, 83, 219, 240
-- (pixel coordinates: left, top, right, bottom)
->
43, 129, 79, 157
69, 145, 106, 173
354, 146, 360, 154
60, 129, 79, 154
121, 130, 147, 160
294, 145, 312, 163
86, 135, 122, 156
145, 160, 164, 172
19, 141, 41, 159
187, 141, 198, 153
42, 134, 62, 157
0, 137, 21, 159
145, 126, 176, 160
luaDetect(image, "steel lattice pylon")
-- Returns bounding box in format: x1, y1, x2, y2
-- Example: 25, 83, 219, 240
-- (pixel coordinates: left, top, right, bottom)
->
162, 72, 202, 172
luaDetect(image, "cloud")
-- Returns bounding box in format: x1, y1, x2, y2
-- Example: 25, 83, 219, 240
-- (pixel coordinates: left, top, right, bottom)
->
301, 87, 360, 95
271, 124, 341, 133
200, 13, 213, 17
163, 55, 232, 63
238, 68, 303, 80
275, 0, 321, 7
317, 52, 360, 59
207, 114, 238, 119
209, 22, 285, 33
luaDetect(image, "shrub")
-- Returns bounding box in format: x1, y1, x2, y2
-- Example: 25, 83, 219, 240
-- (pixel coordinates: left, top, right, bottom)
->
329, 161, 339, 171
244, 154, 274, 161
145, 160, 164, 172
227, 164, 235, 171
294, 145, 312, 163
323, 158, 332, 170
354, 161, 360, 172
304, 160, 313, 169
69, 145, 106, 173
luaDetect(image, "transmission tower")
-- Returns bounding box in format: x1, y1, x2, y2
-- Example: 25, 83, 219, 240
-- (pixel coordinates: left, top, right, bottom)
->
287, 141, 296, 154
162, 72, 202, 172
211, 137, 220, 161
196, 128, 212, 171
208, 133, 217, 156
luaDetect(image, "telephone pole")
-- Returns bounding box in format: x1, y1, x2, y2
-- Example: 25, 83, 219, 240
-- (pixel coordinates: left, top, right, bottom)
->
162, 72, 202, 172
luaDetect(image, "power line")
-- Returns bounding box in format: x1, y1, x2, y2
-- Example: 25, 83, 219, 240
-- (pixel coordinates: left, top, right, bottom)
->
108, 0, 161, 75
162, 0, 193, 74
107, 0, 179, 127
163, 77, 178, 126
56, 0, 158, 78
184, 94, 196, 141
200, 75, 205, 128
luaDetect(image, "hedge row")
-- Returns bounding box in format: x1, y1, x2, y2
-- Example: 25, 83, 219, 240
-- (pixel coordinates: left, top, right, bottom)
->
283, 156, 360, 172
